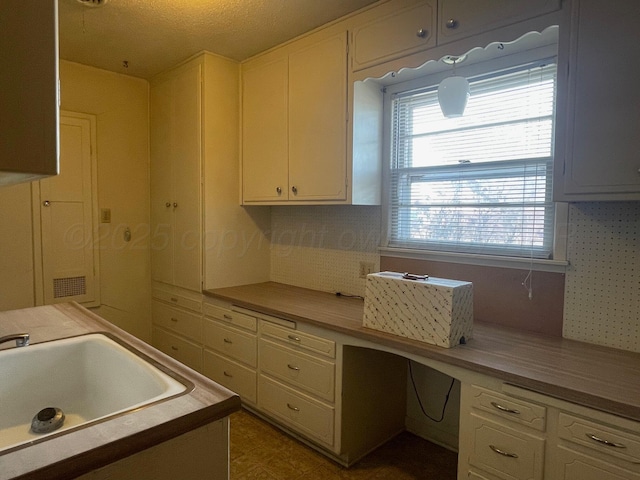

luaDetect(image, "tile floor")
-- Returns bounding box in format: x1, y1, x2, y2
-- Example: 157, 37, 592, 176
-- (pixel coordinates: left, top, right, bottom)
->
230, 409, 458, 479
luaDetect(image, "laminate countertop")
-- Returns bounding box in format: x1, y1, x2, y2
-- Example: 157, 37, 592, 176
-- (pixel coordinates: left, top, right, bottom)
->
0, 303, 240, 480
205, 281, 640, 423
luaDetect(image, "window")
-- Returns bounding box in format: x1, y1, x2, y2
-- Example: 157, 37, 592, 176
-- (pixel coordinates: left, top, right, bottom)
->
386, 61, 558, 259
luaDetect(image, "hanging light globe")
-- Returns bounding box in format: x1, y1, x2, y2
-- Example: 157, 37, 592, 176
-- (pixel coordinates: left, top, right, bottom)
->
437, 75, 469, 118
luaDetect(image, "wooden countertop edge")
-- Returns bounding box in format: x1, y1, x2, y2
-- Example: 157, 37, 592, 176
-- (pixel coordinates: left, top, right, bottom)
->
204, 282, 640, 423
2, 303, 241, 480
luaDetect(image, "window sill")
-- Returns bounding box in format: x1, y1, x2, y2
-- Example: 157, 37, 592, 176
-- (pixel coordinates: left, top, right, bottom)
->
379, 246, 568, 273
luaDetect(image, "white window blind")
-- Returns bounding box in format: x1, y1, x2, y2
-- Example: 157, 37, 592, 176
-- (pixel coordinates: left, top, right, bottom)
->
389, 62, 557, 258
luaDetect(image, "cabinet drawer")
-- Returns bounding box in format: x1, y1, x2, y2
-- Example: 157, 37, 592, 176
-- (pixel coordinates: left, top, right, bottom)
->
203, 319, 257, 368
468, 413, 545, 480
152, 288, 202, 313
203, 303, 257, 332
203, 349, 257, 404
351, 1, 436, 72
558, 412, 640, 467
152, 300, 203, 342
258, 376, 334, 447
259, 338, 335, 402
553, 444, 640, 480
469, 385, 546, 431
260, 321, 335, 358
152, 327, 202, 372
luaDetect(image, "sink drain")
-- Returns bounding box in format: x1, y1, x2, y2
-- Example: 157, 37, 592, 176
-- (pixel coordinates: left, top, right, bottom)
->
31, 407, 65, 434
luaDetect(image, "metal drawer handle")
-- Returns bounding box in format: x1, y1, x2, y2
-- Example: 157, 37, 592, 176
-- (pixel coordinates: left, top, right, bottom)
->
287, 403, 300, 412
170, 317, 178, 322
416, 28, 428, 38
223, 371, 233, 378
170, 297, 178, 302
491, 401, 521, 415
446, 18, 459, 29
223, 338, 233, 344
287, 335, 301, 342
223, 314, 232, 320
586, 433, 627, 449
287, 364, 300, 371
489, 445, 518, 458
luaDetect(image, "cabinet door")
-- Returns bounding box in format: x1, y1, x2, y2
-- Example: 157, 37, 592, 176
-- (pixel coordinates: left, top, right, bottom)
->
170, 64, 202, 292
242, 56, 289, 202
150, 63, 202, 291
351, 1, 436, 72
0, 0, 58, 186
289, 33, 348, 201
150, 77, 175, 285
554, 0, 640, 200
438, 0, 561, 44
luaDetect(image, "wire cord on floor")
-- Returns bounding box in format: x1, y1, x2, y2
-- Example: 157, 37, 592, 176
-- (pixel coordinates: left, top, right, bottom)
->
408, 360, 455, 423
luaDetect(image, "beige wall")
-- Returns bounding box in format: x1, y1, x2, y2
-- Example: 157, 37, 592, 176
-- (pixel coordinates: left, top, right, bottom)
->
0, 183, 35, 311
59, 61, 152, 341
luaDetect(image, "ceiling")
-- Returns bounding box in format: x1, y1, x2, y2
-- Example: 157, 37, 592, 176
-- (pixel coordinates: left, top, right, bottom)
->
58, 0, 379, 79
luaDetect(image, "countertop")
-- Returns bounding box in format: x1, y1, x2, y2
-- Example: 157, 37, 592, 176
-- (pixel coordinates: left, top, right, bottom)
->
0, 302, 240, 480
205, 281, 640, 423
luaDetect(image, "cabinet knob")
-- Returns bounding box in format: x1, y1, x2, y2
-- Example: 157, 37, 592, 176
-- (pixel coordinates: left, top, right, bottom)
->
43, 200, 51, 207
291, 186, 298, 195
445, 18, 459, 29
276, 186, 282, 195
165, 202, 171, 208
173, 202, 178, 208
416, 28, 428, 38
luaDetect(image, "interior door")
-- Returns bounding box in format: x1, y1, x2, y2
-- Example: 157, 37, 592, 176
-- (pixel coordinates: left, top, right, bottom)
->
39, 113, 98, 305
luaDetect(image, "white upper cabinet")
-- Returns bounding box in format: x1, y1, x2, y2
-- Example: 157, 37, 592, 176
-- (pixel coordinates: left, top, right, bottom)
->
241, 57, 289, 202
351, 1, 436, 72
0, 0, 59, 186
437, 0, 561, 44
242, 32, 349, 204
554, 0, 640, 201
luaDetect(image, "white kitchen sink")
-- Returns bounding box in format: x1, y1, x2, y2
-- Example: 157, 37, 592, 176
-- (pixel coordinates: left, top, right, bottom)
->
0, 333, 189, 453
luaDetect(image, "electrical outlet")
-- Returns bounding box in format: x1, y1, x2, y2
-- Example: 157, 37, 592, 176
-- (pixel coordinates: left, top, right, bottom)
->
359, 261, 375, 278
100, 208, 111, 223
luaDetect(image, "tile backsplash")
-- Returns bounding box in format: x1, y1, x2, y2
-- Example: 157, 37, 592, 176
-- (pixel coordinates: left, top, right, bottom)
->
270, 205, 380, 297
270, 202, 640, 353
563, 202, 640, 352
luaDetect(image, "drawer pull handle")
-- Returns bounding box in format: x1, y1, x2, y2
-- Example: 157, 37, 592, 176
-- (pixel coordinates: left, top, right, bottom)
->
489, 445, 518, 458
223, 314, 232, 320
170, 297, 178, 302
223, 338, 233, 344
288, 335, 301, 342
170, 317, 178, 322
490, 401, 520, 415
586, 433, 627, 449
287, 364, 300, 371
171, 346, 178, 351
223, 371, 233, 378
287, 403, 300, 412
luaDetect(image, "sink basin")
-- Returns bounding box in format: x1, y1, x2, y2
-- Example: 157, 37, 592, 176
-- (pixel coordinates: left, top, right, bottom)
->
0, 333, 190, 453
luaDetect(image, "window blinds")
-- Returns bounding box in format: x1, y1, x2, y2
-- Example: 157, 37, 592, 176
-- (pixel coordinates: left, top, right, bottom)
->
389, 62, 557, 258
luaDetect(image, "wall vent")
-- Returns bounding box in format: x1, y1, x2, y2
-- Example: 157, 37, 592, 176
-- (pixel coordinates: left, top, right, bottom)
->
53, 276, 87, 298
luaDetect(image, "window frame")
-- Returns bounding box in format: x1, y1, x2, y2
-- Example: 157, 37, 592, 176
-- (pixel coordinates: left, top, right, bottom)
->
380, 46, 568, 273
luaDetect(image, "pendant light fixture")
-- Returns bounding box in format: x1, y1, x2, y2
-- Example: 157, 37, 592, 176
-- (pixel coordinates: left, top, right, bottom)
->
437, 55, 469, 118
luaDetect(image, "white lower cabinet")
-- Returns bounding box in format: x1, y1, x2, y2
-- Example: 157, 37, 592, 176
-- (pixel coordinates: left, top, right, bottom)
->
151, 284, 203, 372
256, 317, 337, 448
202, 302, 258, 405
203, 349, 257, 404
258, 375, 335, 447
459, 383, 640, 480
